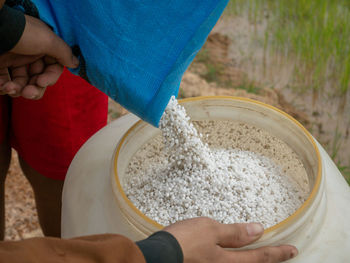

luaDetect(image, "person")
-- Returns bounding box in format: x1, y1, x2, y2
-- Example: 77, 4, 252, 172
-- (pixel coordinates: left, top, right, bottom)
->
0, 1, 108, 238
0, 2, 299, 262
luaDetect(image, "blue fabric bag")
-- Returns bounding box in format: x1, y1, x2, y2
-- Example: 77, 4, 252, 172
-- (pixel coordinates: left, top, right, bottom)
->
32, 0, 229, 126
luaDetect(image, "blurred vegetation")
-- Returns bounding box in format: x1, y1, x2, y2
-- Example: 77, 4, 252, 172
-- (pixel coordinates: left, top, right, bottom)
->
225, 0, 350, 183
226, 0, 350, 96
236, 81, 261, 94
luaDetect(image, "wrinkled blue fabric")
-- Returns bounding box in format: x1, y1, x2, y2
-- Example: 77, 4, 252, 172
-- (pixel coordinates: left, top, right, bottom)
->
32, 0, 228, 126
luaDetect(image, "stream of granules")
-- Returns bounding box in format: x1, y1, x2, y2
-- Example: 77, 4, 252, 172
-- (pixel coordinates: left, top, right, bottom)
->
124, 96, 308, 227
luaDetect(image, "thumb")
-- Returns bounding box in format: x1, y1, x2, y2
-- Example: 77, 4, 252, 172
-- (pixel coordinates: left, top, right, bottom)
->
11, 15, 79, 69
45, 33, 80, 69
217, 222, 264, 248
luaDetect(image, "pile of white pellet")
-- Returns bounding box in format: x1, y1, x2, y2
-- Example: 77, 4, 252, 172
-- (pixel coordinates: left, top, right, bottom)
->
124, 96, 308, 228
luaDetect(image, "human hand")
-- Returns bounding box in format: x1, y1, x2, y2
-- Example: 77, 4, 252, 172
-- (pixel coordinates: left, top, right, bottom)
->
164, 217, 298, 263
0, 14, 79, 99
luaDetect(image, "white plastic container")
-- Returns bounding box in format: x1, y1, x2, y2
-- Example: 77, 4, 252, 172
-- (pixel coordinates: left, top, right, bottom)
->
111, 96, 325, 251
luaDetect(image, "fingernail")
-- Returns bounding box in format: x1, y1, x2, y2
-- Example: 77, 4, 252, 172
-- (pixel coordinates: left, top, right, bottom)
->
290, 248, 298, 258
26, 92, 38, 100
72, 56, 80, 67
29, 92, 38, 99
246, 223, 264, 236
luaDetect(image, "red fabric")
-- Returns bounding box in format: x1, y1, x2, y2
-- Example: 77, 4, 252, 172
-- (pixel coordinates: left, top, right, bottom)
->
0, 68, 108, 180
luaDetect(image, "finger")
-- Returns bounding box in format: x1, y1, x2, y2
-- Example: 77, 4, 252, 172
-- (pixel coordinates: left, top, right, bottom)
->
35, 62, 63, 88
22, 85, 47, 100
0, 68, 11, 90
10, 15, 79, 69
0, 68, 16, 95
29, 58, 45, 75
20, 75, 41, 99
43, 56, 57, 65
0, 53, 42, 68
10, 65, 29, 87
223, 245, 298, 263
2, 65, 29, 97
45, 35, 79, 69
21, 60, 62, 100
217, 223, 264, 248
2, 82, 21, 97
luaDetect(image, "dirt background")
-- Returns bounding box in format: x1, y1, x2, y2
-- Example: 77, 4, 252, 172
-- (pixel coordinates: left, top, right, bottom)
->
4, 152, 42, 240
211, 16, 350, 170
4, 18, 347, 240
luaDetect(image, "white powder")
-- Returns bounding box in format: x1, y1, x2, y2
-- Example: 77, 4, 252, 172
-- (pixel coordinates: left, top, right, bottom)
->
124, 97, 308, 228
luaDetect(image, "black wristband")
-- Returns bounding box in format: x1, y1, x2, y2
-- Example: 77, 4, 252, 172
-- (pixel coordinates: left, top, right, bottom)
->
136, 231, 184, 263
0, 5, 26, 55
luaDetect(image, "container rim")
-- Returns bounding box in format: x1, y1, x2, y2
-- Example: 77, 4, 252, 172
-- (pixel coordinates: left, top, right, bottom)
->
113, 96, 322, 233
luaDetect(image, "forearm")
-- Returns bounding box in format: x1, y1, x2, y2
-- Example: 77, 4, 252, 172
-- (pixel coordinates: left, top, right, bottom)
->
0, 232, 183, 263
0, 3, 26, 54
0, 234, 146, 263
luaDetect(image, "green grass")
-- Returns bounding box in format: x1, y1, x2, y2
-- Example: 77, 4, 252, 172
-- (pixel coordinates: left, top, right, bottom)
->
194, 48, 228, 86
327, 125, 350, 185
330, 126, 342, 160
195, 48, 210, 64
236, 81, 261, 94
225, 0, 350, 95
337, 162, 350, 185
178, 88, 187, 99
225, 1, 350, 185
111, 112, 121, 119
203, 63, 224, 83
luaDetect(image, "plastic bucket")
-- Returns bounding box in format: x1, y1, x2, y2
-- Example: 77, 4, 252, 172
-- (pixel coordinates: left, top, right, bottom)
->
111, 96, 325, 250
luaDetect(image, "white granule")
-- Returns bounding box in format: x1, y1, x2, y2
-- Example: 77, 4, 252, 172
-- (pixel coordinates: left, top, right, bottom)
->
124, 97, 308, 228
157, 96, 216, 172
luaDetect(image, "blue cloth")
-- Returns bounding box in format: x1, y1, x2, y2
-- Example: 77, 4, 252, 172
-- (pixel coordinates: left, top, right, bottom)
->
33, 0, 228, 126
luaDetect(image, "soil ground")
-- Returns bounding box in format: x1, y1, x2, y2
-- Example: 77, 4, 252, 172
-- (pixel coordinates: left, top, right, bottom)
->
4, 152, 42, 240
211, 16, 350, 174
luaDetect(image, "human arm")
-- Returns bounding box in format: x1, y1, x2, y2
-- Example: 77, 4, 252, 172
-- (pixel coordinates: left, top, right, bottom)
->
0, 3, 79, 99
0, 234, 145, 263
0, 218, 297, 263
